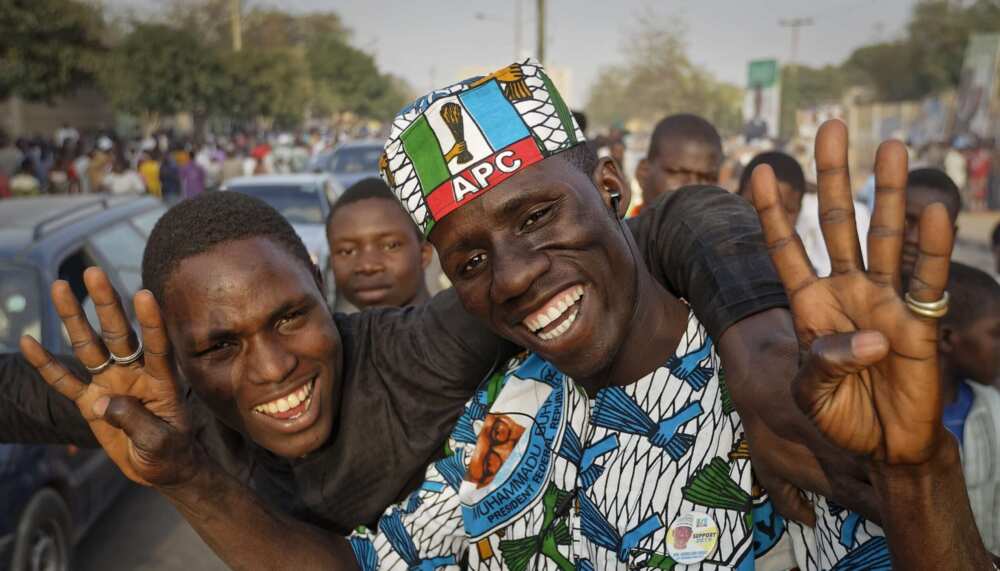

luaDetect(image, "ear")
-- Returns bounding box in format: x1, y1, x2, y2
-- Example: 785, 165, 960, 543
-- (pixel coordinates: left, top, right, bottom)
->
420, 241, 433, 270
635, 157, 650, 194
592, 156, 632, 219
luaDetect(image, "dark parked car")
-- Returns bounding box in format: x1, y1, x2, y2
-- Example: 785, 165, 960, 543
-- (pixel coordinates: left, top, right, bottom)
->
0, 195, 166, 571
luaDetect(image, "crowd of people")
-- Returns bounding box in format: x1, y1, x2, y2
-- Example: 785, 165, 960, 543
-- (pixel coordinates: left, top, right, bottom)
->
0, 126, 348, 201
2, 58, 1000, 570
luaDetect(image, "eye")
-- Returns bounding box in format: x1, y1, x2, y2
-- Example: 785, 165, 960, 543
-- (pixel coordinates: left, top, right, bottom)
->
277, 309, 305, 330
335, 247, 355, 256
198, 341, 235, 359
520, 205, 553, 231
460, 253, 487, 276
382, 240, 402, 251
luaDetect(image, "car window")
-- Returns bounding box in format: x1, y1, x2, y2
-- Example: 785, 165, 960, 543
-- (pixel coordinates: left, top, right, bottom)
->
330, 146, 381, 174
230, 185, 324, 224
131, 207, 167, 237
88, 222, 146, 298
0, 265, 41, 353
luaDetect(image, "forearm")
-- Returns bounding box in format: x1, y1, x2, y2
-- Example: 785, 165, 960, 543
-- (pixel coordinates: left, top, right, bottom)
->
162, 459, 360, 571
872, 439, 993, 570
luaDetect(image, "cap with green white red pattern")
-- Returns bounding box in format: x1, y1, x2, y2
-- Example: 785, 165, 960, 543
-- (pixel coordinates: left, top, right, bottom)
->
379, 59, 585, 236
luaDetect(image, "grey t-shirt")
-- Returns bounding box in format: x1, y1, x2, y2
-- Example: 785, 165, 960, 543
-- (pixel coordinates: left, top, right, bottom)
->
0, 185, 788, 532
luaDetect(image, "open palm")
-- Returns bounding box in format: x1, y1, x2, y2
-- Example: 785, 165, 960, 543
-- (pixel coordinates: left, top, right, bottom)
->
20, 267, 192, 485
750, 121, 952, 465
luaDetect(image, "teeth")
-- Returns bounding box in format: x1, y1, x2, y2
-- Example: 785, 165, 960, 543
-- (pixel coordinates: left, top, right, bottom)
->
523, 285, 585, 333
254, 379, 316, 417
539, 307, 578, 341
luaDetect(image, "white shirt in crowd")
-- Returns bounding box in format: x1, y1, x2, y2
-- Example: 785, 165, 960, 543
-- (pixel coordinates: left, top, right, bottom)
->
795, 192, 871, 277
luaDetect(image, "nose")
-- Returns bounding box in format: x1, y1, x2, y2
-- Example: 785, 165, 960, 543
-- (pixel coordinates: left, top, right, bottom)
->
355, 247, 385, 276
489, 241, 549, 306
246, 333, 298, 386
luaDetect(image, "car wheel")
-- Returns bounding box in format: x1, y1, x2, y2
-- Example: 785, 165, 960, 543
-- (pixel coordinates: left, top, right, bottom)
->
10, 488, 72, 571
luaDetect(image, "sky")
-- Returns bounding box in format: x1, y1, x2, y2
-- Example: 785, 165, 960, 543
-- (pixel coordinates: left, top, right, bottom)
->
105, 0, 919, 107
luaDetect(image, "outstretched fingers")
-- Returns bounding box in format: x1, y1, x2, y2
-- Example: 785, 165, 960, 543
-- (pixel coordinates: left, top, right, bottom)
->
52, 279, 110, 370
815, 121, 864, 275
751, 164, 818, 297
133, 290, 175, 384
908, 203, 953, 307
85, 267, 140, 361
19, 335, 87, 403
867, 141, 908, 290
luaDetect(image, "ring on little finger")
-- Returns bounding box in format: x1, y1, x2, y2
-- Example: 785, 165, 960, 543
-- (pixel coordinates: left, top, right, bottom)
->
904, 291, 949, 319
111, 338, 144, 366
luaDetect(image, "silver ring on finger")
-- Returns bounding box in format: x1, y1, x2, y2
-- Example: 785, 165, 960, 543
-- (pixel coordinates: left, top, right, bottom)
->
86, 354, 115, 375
112, 338, 144, 366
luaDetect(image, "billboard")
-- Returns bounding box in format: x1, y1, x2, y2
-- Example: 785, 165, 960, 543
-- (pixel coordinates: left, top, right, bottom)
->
744, 59, 781, 141
954, 33, 1000, 140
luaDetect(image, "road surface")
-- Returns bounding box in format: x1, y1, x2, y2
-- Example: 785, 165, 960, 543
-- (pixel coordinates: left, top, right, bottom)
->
76, 484, 226, 571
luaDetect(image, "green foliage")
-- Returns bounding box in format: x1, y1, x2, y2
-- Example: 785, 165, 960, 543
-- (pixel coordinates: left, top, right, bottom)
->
219, 47, 312, 128
307, 35, 411, 120
98, 23, 225, 121
0, 0, 105, 101
584, 15, 742, 133
780, 64, 849, 138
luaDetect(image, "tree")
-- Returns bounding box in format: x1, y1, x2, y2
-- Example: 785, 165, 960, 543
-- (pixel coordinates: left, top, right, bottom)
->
219, 47, 312, 128
584, 14, 742, 133
307, 35, 411, 120
0, 0, 105, 101
98, 23, 226, 130
780, 64, 849, 138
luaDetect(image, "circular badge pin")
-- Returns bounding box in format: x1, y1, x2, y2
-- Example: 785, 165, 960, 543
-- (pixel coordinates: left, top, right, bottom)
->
665, 511, 719, 565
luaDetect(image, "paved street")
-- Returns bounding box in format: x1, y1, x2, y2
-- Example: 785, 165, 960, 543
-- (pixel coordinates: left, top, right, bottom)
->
76, 485, 226, 571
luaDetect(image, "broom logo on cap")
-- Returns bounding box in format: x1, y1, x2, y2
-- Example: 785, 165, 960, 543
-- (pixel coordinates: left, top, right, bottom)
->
379, 152, 395, 188
441, 102, 473, 164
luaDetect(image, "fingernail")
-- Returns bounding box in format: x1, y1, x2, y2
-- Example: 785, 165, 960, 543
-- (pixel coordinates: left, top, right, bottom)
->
852, 331, 887, 360
92, 396, 110, 417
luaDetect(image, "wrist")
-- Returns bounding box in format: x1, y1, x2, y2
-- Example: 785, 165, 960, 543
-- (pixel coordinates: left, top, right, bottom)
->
156, 445, 217, 504
870, 432, 960, 489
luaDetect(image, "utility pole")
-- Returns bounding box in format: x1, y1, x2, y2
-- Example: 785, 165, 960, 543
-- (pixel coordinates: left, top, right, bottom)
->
514, 0, 522, 60
230, 0, 243, 53
536, 0, 545, 64
778, 17, 813, 66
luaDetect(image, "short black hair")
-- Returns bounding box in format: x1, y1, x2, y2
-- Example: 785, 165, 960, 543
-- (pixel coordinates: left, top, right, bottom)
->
559, 141, 600, 181
142, 191, 313, 304
571, 110, 588, 134
328, 177, 421, 239
907, 168, 962, 221
943, 261, 1000, 330
648, 114, 722, 162
738, 151, 806, 197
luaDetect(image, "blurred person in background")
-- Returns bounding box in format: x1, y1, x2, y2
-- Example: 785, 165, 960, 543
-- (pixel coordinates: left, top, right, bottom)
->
968, 140, 992, 211
220, 143, 244, 182
101, 157, 146, 195
72, 140, 92, 194
737, 151, 805, 225
87, 136, 114, 193
993, 221, 1000, 277
635, 113, 722, 210
947, 140, 968, 194
178, 146, 206, 199
159, 145, 182, 203
327, 178, 432, 311
9, 159, 41, 197
138, 149, 162, 197
935, 262, 1000, 551
0, 130, 24, 180
902, 168, 962, 279
54, 122, 79, 148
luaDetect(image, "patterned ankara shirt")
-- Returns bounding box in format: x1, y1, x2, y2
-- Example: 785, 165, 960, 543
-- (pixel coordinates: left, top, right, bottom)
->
347, 313, 789, 570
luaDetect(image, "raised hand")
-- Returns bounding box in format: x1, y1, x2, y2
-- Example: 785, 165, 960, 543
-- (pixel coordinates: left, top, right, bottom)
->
19, 267, 197, 486
750, 120, 952, 465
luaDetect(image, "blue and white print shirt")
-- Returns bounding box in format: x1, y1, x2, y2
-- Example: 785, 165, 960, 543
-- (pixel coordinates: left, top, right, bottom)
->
348, 313, 790, 570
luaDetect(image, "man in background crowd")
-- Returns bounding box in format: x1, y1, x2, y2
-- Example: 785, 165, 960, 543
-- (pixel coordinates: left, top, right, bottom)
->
327, 178, 432, 311
737, 151, 805, 225
902, 167, 962, 278
635, 113, 722, 209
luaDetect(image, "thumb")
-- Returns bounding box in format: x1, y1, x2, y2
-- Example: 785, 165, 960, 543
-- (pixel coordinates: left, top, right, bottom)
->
95, 395, 173, 457
794, 331, 889, 411
765, 480, 816, 527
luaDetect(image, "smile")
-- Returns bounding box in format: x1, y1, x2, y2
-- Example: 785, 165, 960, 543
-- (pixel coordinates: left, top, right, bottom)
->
523, 285, 584, 342
253, 377, 316, 421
